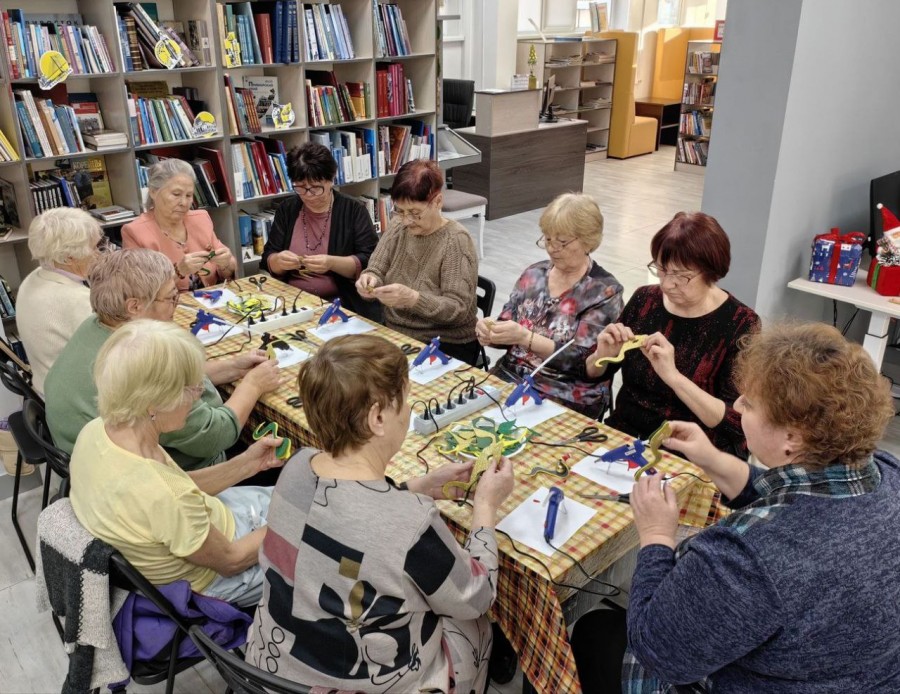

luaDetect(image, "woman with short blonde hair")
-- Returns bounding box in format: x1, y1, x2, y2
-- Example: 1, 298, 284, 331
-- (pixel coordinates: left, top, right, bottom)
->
16, 208, 107, 392
247, 334, 514, 692
122, 159, 235, 291
70, 319, 281, 607
476, 192, 623, 418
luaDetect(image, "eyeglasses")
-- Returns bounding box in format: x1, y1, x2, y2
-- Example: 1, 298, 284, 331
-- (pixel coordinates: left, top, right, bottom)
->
536, 236, 577, 250
392, 205, 430, 222
153, 289, 180, 305
293, 183, 326, 197
647, 262, 699, 287
184, 384, 204, 401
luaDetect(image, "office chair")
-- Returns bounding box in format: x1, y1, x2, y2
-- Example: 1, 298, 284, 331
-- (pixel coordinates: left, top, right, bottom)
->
475, 275, 497, 371
442, 78, 475, 130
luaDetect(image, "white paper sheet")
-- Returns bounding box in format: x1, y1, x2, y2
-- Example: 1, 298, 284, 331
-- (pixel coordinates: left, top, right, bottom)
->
409, 356, 465, 385
479, 398, 566, 430
497, 487, 596, 556
191, 319, 244, 346
190, 287, 238, 309
309, 317, 377, 342
570, 450, 641, 495
265, 343, 311, 368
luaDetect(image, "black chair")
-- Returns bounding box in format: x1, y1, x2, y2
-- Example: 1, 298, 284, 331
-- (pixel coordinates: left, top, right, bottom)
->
22, 399, 71, 501
475, 275, 497, 371
107, 551, 212, 694
442, 78, 475, 130
188, 625, 313, 694
0, 361, 48, 571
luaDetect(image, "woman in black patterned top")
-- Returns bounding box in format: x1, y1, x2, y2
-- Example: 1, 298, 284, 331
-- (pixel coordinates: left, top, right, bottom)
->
476, 193, 623, 419
586, 212, 759, 455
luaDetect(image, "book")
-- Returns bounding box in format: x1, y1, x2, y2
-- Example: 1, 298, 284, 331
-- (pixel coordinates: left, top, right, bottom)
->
54, 156, 113, 210
89, 204, 136, 222
0, 178, 19, 230
69, 92, 104, 134
241, 75, 278, 125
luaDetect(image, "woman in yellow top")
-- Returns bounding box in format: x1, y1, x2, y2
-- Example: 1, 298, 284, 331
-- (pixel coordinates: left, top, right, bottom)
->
122, 159, 236, 291
69, 320, 283, 606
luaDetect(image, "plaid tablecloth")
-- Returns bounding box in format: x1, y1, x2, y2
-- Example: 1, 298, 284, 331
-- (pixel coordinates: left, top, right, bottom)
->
177, 276, 722, 694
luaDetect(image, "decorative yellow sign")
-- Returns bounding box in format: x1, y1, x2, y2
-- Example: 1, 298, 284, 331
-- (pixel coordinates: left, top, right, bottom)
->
223, 31, 241, 68
154, 35, 182, 69
191, 111, 218, 138
38, 51, 72, 90
271, 102, 295, 129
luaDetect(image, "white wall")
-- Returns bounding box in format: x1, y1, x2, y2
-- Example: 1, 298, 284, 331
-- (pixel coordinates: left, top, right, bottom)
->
703, 0, 900, 323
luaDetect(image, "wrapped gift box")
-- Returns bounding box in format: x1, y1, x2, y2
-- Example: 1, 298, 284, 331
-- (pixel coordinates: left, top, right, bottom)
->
808, 228, 866, 286
866, 261, 900, 296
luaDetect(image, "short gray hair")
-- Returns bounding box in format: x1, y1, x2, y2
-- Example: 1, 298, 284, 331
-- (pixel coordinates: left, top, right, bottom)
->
95, 319, 204, 427
145, 159, 196, 211
89, 249, 175, 324
539, 193, 604, 253
28, 208, 102, 267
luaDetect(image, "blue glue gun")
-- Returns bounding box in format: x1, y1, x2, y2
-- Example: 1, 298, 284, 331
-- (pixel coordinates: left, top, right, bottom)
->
543, 487, 565, 542
505, 374, 544, 408
318, 298, 350, 325
411, 337, 450, 368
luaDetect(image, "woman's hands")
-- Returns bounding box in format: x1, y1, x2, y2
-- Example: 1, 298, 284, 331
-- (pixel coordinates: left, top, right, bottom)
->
642, 332, 680, 384
301, 254, 332, 274
176, 251, 212, 278
371, 283, 419, 308
631, 474, 679, 549
211, 247, 235, 274
240, 359, 285, 397
405, 461, 475, 500
268, 250, 304, 275
237, 436, 286, 477
476, 319, 529, 347
662, 421, 720, 470
586, 323, 634, 376
356, 272, 380, 297
472, 457, 515, 528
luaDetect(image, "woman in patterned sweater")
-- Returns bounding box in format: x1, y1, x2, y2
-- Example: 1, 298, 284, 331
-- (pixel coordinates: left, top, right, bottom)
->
246, 334, 514, 692
476, 193, 623, 419
586, 212, 759, 455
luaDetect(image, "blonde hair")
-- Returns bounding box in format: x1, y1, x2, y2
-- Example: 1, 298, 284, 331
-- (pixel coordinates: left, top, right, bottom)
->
89, 249, 175, 324
95, 319, 204, 427
28, 208, 102, 267
298, 334, 408, 456
539, 193, 604, 253
735, 322, 894, 469
145, 159, 196, 211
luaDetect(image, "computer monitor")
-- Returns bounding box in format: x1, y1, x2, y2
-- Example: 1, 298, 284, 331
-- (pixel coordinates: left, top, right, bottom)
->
540, 75, 558, 123
870, 169, 900, 254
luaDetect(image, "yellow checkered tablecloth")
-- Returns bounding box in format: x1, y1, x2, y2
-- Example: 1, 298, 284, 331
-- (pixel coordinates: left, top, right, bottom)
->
177, 276, 722, 694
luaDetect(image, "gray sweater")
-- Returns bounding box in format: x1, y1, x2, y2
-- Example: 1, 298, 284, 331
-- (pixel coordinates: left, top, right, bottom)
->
628, 451, 900, 692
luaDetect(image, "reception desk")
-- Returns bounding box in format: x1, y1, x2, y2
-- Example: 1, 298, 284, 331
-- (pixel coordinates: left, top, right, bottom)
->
451, 119, 588, 220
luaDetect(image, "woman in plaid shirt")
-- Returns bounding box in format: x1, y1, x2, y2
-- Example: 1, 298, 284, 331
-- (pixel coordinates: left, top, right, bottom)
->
616, 323, 900, 693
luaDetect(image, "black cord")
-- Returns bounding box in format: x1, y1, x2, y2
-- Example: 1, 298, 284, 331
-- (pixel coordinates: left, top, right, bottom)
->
832, 299, 838, 329
415, 436, 439, 473
206, 311, 252, 348
530, 439, 606, 460
841, 308, 860, 336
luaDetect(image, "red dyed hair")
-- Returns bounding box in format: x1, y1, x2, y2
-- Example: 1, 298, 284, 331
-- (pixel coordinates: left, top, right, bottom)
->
650, 211, 731, 283
389, 159, 444, 202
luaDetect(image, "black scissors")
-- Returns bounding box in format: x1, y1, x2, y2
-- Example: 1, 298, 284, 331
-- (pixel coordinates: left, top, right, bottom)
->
287, 330, 318, 350
399, 343, 422, 356
286, 396, 303, 409
568, 426, 609, 444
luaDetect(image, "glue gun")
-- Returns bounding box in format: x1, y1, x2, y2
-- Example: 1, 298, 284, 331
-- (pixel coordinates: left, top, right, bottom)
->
543, 487, 565, 542
411, 337, 450, 368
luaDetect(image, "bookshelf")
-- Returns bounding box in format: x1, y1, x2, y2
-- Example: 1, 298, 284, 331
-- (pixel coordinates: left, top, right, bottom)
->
0, 0, 439, 290
516, 37, 616, 160
675, 38, 719, 173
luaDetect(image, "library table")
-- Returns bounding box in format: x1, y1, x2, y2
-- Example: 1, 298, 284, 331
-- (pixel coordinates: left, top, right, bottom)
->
177, 276, 721, 694
787, 273, 900, 371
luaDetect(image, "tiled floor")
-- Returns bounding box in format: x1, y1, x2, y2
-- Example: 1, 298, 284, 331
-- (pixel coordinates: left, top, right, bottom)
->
4, 147, 895, 693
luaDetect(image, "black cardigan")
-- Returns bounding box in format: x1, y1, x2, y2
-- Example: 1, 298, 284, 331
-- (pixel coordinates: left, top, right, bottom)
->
261, 191, 382, 320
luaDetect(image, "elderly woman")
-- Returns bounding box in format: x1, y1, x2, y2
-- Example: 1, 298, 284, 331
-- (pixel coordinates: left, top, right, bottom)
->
586, 212, 759, 455
614, 322, 900, 692
476, 193, 622, 419
122, 159, 235, 291
70, 320, 283, 606
246, 334, 513, 692
15, 208, 106, 393
357, 159, 479, 364
45, 249, 281, 469
262, 142, 379, 318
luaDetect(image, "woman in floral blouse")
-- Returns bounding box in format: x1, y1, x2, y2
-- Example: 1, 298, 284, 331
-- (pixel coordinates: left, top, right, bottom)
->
476, 193, 623, 418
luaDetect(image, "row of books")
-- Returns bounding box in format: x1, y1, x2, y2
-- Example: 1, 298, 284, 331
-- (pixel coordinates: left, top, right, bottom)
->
0, 273, 15, 318
377, 121, 432, 175
0, 128, 18, 162
224, 74, 266, 136
115, 3, 202, 71
15, 89, 86, 158
679, 112, 712, 138
304, 2, 356, 62
682, 81, 715, 106
310, 129, 376, 185
137, 147, 234, 207
0, 11, 115, 79
374, 2, 412, 58
687, 51, 720, 75
374, 193, 393, 235
232, 140, 291, 202
376, 63, 415, 117
238, 208, 276, 253
127, 82, 208, 146
587, 2, 610, 33
29, 156, 113, 215
219, 1, 300, 66
677, 138, 709, 166
306, 71, 370, 126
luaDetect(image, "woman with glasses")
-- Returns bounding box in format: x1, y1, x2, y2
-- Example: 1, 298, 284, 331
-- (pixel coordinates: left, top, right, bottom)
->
122, 159, 235, 291
70, 319, 284, 606
262, 142, 380, 318
475, 193, 623, 418
45, 249, 282, 470
357, 159, 480, 364
16, 208, 108, 394
585, 211, 759, 455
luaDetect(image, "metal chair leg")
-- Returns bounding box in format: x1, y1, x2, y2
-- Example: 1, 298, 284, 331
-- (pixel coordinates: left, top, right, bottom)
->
41, 466, 52, 510
10, 451, 35, 572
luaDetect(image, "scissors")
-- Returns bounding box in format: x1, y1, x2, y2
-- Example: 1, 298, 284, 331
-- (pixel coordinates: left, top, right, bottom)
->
578, 491, 630, 504
249, 276, 268, 293
567, 426, 608, 445
399, 343, 422, 356
286, 330, 318, 350
286, 396, 303, 409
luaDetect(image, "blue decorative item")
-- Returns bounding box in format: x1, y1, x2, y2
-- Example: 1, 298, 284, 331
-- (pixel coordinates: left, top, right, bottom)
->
193, 289, 223, 303
190, 309, 229, 336
808, 228, 866, 286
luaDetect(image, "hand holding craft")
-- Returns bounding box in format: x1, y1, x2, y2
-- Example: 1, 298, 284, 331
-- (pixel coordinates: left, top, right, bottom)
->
593, 331, 648, 369
642, 332, 679, 382
301, 254, 332, 274
372, 283, 419, 308
486, 320, 529, 347
630, 473, 678, 549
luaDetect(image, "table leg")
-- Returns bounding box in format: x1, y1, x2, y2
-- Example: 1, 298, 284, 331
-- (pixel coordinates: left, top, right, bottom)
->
863, 311, 891, 371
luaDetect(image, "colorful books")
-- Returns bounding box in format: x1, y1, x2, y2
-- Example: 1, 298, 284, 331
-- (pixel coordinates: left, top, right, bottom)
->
304, 3, 355, 61
241, 75, 279, 125
30, 156, 114, 214
374, 2, 411, 58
